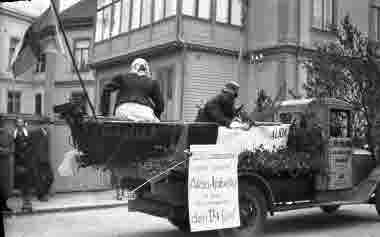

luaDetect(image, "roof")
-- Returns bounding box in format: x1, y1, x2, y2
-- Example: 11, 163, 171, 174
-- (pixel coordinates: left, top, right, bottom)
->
60, 0, 96, 21
0, 4, 35, 22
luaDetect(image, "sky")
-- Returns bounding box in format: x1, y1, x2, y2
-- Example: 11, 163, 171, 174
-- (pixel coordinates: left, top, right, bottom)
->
2, 0, 81, 16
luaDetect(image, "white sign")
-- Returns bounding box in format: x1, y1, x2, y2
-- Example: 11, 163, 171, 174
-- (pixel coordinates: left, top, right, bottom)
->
216, 124, 291, 154
188, 145, 240, 232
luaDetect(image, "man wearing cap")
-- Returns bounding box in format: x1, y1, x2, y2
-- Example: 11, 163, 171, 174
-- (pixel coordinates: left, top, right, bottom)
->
195, 81, 241, 127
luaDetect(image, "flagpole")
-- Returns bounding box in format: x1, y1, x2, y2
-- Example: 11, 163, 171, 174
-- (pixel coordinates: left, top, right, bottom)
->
49, 0, 97, 119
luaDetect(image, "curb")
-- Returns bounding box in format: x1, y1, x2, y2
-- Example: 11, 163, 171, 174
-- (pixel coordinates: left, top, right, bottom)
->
4, 201, 129, 217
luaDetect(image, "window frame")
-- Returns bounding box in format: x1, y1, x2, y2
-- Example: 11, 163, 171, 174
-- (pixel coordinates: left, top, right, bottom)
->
35, 93, 42, 115
312, 0, 336, 31
183, 0, 212, 20
73, 38, 91, 72
215, 0, 242, 26
7, 90, 21, 114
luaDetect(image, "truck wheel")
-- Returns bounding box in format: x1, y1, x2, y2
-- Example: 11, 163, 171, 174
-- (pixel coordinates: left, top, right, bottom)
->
218, 184, 267, 237
375, 185, 380, 216
320, 205, 340, 214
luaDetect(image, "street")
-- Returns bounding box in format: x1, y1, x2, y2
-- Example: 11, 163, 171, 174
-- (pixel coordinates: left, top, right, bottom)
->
4, 204, 380, 237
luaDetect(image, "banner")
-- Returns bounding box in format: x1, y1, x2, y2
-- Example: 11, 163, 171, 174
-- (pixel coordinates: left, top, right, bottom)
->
216, 124, 291, 154
188, 145, 240, 232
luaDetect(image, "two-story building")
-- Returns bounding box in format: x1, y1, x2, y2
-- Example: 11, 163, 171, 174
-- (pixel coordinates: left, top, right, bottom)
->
91, 0, 380, 121
0, 0, 111, 192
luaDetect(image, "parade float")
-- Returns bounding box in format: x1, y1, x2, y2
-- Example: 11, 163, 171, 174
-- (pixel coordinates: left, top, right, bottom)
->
54, 97, 380, 237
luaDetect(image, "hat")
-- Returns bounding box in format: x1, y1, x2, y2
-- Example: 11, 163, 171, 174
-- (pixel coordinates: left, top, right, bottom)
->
222, 81, 240, 96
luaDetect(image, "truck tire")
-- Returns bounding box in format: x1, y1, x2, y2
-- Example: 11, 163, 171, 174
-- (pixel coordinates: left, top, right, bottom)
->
320, 205, 340, 214
375, 185, 380, 216
218, 184, 267, 237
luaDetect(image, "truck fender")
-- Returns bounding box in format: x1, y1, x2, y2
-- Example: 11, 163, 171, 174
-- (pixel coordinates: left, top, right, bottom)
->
238, 172, 276, 215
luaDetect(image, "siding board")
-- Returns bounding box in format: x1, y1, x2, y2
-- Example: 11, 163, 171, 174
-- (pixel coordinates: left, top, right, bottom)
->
183, 52, 235, 121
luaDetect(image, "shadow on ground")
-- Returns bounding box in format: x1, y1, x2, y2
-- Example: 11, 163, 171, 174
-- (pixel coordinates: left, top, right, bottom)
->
264, 208, 380, 236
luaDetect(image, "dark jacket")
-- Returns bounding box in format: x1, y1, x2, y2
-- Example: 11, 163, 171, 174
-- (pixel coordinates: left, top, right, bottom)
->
0, 129, 14, 201
195, 93, 236, 127
100, 73, 164, 118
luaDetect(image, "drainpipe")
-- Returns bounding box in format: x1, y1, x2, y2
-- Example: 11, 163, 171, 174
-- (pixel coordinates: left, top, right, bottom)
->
295, 0, 301, 96
176, 0, 186, 121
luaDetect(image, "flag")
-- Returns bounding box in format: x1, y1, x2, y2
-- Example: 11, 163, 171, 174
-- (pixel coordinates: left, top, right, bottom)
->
11, 5, 67, 77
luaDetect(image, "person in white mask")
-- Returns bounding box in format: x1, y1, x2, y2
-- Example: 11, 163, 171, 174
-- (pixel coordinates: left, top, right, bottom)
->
100, 58, 164, 122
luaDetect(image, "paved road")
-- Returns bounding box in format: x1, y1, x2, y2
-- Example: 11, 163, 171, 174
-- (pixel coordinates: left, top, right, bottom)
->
4, 205, 380, 237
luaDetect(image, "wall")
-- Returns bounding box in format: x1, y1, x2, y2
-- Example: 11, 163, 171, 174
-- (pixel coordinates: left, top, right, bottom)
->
182, 51, 241, 121
95, 52, 183, 121
93, 17, 177, 65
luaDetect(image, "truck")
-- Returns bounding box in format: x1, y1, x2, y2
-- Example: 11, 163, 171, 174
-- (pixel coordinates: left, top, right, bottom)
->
54, 97, 380, 237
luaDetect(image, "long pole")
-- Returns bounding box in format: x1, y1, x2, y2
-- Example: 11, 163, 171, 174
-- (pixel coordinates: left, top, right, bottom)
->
49, 0, 97, 119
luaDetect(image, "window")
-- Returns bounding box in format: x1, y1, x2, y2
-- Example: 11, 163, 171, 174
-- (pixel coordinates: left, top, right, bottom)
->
312, 0, 335, 30
35, 53, 46, 73
74, 40, 90, 71
96, 0, 177, 39
121, 0, 131, 32
141, 0, 152, 26
216, 0, 242, 25
156, 66, 174, 120
154, 0, 176, 22
70, 92, 87, 114
182, 0, 195, 16
165, 0, 176, 17
131, 0, 142, 29
154, 0, 165, 21
375, 7, 380, 41
7, 91, 21, 114
182, 0, 211, 19
112, 0, 121, 36
8, 37, 20, 70
95, 0, 113, 41
35, 93, 42, 115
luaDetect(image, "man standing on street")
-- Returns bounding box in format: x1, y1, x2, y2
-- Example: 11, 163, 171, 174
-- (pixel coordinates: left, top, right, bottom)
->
13, 118, 33, 212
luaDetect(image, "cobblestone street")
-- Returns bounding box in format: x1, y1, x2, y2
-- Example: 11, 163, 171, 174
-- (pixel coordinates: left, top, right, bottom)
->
4, 204, 380, 237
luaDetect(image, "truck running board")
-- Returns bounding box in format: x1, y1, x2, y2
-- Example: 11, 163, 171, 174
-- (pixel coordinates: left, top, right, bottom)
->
273, 200, 366, 212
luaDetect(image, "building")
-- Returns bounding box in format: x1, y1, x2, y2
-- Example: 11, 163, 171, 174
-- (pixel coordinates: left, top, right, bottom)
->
91, 0, 380, 120
0, 4, 36, 115
0, 0, 111, 192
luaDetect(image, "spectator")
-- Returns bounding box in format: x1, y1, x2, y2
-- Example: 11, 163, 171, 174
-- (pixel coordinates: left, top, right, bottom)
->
13, 118, 33, 212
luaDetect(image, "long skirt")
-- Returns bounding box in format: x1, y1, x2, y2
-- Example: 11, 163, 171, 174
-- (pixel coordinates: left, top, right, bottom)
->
115, 103, 159, 122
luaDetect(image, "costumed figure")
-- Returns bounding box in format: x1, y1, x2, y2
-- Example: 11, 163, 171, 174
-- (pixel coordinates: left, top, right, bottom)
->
101, 58, 164, 122
13, 118, 54, 211
195, 81, 248, 129
99, 58, 165, 200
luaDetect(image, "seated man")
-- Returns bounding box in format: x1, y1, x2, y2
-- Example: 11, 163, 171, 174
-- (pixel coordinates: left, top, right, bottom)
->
101, 58, 164, 122
195, 81, 241, 127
